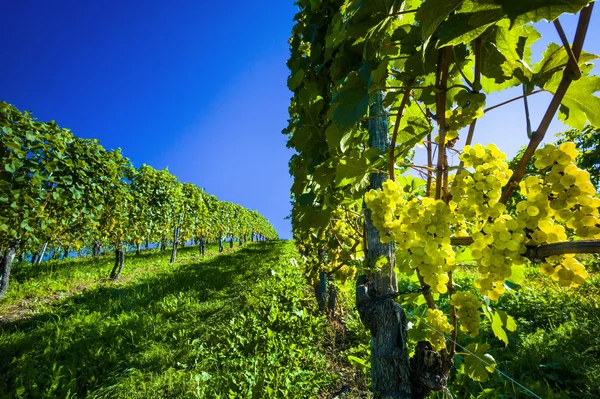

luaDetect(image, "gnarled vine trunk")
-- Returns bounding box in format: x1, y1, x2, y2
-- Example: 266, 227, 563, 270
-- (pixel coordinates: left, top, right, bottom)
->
0, 240, 20, 301
110, 248, 125, 280
170, 225, 179, 264
356, 91, 412, 399
199, 237, 206, 256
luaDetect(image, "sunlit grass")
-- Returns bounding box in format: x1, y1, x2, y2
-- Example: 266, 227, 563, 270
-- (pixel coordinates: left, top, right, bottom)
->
0, 241, 333, 398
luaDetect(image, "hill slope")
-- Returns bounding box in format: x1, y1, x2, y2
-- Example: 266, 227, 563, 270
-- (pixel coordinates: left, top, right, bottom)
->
0, 241, 336, 398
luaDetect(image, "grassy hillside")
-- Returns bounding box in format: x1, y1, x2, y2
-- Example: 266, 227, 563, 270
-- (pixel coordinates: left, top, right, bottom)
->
2, 241, 599, 398
0, 242, 335, 398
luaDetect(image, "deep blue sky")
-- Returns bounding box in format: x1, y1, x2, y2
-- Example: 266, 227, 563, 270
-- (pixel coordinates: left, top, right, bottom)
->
1, 2, 598, 239
1, 0, 297, 238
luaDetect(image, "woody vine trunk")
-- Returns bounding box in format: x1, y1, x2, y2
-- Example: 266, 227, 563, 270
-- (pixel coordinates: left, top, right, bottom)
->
110, 248, 125, 280
0, 240, 20, 301
356, 91, 412, 398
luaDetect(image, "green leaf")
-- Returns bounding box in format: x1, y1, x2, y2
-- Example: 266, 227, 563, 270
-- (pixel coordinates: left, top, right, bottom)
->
464, 342, 496, 382
532, 43, 599, 88
437, 9, 503, 47
348, 355, 371, 371
494, 20, 540, 83
507, 264, 526, 285
545, 75, 600, 129
486, 309, 517, 346
477, 0, 594, 24
490, 310, 509, 345
416, 0, 462, 51
331, 87, 369, 128
455, 247, 475, 264
288, 69, 305, 91
335, 149, 370, 187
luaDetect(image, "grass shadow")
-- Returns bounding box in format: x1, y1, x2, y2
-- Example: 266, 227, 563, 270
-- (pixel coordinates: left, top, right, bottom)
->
0, 241, 283, 398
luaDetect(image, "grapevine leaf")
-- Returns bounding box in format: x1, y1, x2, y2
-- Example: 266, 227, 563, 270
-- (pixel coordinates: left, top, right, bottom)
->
544, 74, 600, 129
486, 309, 516, 346
492, 312, 508, 345
490, 311, 509, 345
416, 0, 462, 52
475, 0, 594, 24
500, 311, 517, 332
437, 9, 503, 47
288, 69, 305, 91
507, 264, 526, 285
464, 343, 496, 382
494, 20, 540, 83
455, 247, 475, 264
335, 149, 370, 187
331, 87, 369, 128
532, 43, 599, 89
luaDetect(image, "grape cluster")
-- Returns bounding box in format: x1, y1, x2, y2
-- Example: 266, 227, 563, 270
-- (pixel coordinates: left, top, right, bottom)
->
425, 309, 453, 351
539, 254, 588, 287
364, 179, 405, 240
518, 142, 600, 287
366, 180, 457, 294
532, 143, 600, 239
450, 291, 482, 337
450, 144, 512, 224
517, 175, 566, 243
471, 214, 527, 300
445, 90, 486, 133
334, 264, 357, 282
367, 140, 597, 304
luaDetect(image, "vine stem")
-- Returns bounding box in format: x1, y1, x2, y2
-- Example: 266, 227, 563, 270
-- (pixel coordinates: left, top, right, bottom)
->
389, 9, 418, 17
523, 84, 532, 138
447, 270, 457, 358
483, 90, 544, 114
448, 38, 481, 357
499, 3, 594, 205
416, 47, 454, 315
417, 273, 438, 309
454, 47, 474, 88
458, 36, 482, 160
434, 47, 453, 200
426, 132, 433, 197
554, 18, 582, 80
389, 87, 412, 181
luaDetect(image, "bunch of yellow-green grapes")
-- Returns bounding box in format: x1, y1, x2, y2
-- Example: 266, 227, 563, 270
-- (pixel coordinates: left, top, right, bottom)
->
533, 143, 600, 237
401, 198, 456, 293
540, 254, 588, 287
518, 142, 600, 287
443, 90, 486, 144
364, 179, 406, 241
425, 309, 454, 351
450, 144, 512, 225
331, 217, 353, 244
471, 214, 527, 300
365, 181, 457, 293
450, 291, 482, 337
333, 264, 357, 282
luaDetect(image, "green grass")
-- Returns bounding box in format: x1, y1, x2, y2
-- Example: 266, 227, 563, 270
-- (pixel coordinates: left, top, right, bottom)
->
4, 240, 599, 398
2, 243, 225, 306
0, 241, 334, 398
